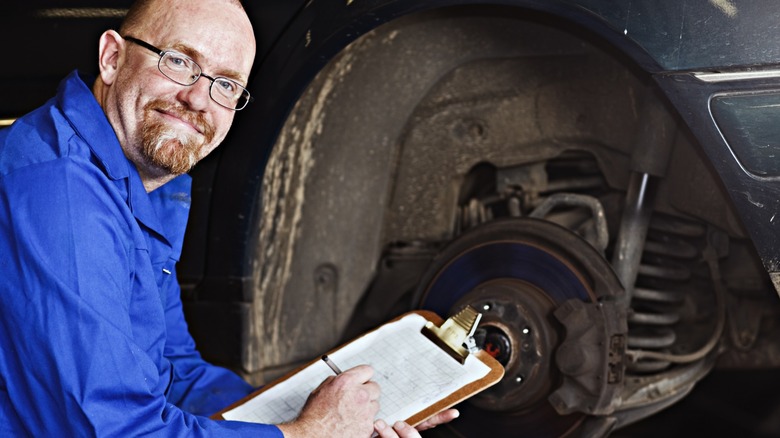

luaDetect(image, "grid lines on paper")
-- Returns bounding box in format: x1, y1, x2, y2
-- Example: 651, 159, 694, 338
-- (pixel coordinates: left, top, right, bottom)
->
221, 314, 490, 426
339, 320, 473, 422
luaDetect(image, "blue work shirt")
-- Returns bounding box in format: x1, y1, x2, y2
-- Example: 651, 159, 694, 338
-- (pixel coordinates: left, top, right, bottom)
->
0, 71, 283, 437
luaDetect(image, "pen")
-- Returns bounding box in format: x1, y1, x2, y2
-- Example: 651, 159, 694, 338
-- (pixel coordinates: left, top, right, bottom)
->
321, 355, 343, 375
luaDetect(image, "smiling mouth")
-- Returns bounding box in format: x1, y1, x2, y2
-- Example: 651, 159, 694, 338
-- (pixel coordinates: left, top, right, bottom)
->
144, 98, 216, 144
156, 109, 204, 135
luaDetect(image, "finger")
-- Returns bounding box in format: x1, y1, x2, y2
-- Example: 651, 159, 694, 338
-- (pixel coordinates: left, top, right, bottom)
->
392, 421, 422, 438
374, 419, 399, 438
369, 399, 381, 416
354, 383, 381, 406
363, 380, 381, 400
415, 409, 460, 431
318, 375, 337, 387
308, 375, 336, 394
339, 364, 375, 384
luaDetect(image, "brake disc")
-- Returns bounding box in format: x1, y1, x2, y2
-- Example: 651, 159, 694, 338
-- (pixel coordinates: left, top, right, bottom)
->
415, 218, 624, 437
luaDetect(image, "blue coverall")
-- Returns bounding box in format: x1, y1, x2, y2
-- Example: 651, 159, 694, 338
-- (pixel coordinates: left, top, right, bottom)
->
0, 71, 283, 437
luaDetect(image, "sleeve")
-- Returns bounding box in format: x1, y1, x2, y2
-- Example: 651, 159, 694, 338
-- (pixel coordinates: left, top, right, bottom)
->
0, 159, 282, 438
161, 266, 256, 417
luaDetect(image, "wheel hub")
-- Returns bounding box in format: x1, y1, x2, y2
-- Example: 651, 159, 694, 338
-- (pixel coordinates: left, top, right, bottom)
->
455, 279, 559, 412
415, 218, 623, 437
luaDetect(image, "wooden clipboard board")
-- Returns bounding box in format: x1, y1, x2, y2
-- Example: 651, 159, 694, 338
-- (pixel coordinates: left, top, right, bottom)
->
212, 310, 505, 427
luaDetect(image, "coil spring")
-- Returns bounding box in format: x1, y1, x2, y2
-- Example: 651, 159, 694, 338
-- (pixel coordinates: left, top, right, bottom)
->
626, 215, 705, 373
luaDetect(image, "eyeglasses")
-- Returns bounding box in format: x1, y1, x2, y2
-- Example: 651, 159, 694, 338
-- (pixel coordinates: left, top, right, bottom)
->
123, 36, 252, 111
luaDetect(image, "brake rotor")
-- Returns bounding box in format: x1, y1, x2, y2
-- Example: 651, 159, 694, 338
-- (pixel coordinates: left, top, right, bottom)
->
416, 218, 621, 437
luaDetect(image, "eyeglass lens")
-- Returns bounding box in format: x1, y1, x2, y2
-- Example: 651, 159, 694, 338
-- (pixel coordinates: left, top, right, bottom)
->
159, 51, 250, 110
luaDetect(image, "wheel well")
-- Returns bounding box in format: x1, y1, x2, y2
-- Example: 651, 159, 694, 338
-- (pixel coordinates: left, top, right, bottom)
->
236, 5, 651, 375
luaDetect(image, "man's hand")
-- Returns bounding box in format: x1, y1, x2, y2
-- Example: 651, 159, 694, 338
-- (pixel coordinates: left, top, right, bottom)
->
374, 409, 460, 438
277, 365, 380, 438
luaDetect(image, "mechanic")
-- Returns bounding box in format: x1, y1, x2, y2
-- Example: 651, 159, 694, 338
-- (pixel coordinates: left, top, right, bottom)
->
0, 0, 456, 436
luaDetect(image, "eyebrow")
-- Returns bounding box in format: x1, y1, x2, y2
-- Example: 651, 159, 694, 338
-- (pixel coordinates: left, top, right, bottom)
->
171, 42, 247, 85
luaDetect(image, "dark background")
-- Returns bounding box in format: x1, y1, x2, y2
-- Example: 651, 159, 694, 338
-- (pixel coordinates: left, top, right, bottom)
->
614, 369, 780, 438
3, 3, 780, 437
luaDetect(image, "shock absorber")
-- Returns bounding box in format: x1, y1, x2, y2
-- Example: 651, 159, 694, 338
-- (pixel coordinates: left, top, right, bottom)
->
610, 90, 678, 371
611, 89, 677, 302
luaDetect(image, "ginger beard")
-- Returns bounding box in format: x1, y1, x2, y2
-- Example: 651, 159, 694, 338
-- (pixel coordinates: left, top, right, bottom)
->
140, 98, 216, 175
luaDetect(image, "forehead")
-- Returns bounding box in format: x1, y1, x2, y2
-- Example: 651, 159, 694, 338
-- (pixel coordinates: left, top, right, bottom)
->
141, 0, 255, 81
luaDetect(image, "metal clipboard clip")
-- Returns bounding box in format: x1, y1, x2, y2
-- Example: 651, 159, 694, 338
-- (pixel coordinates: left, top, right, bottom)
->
421, 306, 482, 364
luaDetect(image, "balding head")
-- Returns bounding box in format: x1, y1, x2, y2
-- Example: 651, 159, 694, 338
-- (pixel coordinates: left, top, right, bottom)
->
119, 0, 246, 32
94, 0, 256, 191
119, 0, 251, 45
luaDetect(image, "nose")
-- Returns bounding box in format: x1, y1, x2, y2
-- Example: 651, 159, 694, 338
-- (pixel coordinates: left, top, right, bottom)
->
177, 75, 212, 111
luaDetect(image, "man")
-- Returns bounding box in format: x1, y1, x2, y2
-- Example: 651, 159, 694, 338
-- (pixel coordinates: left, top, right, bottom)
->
0, 0, 455, 436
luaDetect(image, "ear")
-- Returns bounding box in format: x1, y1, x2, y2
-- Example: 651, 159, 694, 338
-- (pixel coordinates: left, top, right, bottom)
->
97, 30, 124, 86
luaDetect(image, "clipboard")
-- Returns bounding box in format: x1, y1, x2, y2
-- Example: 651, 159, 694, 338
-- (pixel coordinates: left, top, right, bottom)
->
212, 309, 505, 427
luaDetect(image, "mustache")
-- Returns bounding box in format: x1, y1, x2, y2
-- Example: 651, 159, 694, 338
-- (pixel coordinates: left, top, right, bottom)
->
143, 99, 216, 142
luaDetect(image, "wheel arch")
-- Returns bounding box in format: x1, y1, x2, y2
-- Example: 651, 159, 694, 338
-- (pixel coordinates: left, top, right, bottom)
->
181, 1, 663, 374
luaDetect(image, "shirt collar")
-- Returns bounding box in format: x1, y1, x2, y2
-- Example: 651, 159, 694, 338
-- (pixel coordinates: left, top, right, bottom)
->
58, 70, 175, 244
58, 71, 129, 181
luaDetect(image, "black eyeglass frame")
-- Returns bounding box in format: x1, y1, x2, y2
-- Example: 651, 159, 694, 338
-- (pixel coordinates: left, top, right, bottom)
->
123, 35, 253, 111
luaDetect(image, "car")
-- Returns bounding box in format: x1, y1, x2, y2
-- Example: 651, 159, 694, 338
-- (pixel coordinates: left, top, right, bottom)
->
4, 1, 780, 437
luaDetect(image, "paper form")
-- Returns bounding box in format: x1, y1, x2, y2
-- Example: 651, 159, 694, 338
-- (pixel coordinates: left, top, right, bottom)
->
222, 313, 491, 426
